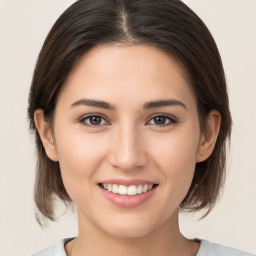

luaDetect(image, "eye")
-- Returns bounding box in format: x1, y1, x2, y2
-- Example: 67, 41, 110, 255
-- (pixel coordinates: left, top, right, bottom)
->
79, 115, 109, 127
148, 115, 177, 127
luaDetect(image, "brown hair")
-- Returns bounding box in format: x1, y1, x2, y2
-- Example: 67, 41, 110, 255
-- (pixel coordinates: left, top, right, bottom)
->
28, 0, 232, 225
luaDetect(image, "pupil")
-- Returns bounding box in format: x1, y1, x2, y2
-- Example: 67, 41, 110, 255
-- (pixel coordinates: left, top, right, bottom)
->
90, 116, 101, 125
155, 116, 166, 124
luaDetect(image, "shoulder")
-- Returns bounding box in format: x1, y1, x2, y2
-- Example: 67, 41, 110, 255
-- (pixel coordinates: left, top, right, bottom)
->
31, 238, 74, 256
197, 240, 255, 256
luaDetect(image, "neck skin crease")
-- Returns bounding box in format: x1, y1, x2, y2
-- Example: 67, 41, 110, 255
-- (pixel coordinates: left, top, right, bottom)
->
65, 209, 200, 256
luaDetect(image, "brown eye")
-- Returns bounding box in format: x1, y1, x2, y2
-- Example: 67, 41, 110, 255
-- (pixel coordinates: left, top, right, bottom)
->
154, 116, 168, 125
88, 116, 103, 125
79, 115, 108, 127
148, 115, 177, 127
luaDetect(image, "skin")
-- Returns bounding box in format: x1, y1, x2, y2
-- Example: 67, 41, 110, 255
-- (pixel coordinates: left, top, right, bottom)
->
35, 44, 221, 256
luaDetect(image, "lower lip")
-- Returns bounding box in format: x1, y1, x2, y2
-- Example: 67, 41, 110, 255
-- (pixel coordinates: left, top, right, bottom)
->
99, 186, 157, 208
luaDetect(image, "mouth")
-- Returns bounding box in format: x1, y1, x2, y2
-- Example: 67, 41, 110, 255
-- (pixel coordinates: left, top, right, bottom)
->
99, 183, 158, 196
98, 179, 159, 208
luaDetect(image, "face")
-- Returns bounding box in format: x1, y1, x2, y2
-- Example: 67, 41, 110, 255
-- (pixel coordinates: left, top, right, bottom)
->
37, 44, 214, 238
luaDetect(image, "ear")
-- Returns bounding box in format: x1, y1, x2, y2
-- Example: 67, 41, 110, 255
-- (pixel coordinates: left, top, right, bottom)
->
196, 110, 221, 163
34, 110, 59, 162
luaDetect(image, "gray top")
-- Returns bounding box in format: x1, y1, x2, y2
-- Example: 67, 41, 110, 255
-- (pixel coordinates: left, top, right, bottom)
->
31, 238, 255, 256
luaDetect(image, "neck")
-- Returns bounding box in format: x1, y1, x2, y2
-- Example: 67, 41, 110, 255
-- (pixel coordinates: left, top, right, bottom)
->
67, 209, 199, 256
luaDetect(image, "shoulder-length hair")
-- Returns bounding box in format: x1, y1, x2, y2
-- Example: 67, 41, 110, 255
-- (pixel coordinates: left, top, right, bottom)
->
28, 0, 232, 225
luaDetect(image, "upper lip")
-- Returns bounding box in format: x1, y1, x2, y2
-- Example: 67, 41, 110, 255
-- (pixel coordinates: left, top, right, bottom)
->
99, 179, 157, 186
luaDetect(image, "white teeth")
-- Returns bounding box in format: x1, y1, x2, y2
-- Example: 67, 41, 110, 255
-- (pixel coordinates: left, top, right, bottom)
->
101, 183, 155, 196
112, 184, 119, 194
137, 185, 143, 194
118, 185, 127, 195
143, 184, 148, 193
127, 185, 137, 196
107, 184, 112, 192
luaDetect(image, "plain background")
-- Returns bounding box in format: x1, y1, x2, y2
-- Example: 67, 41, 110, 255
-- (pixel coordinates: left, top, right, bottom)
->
0, 0, 255, 255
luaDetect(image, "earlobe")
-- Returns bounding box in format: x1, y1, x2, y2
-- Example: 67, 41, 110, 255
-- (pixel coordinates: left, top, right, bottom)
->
196, 110, 221, 163
34, 110, 59, 162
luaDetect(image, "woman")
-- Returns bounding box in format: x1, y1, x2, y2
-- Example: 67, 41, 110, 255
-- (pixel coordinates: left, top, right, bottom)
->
28, 0, 253, 255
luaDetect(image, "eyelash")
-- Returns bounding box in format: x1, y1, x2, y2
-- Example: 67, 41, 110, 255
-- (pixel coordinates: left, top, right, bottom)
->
147, 114, 178, 127
78, 114, 178, 128
79, 114, 110, 127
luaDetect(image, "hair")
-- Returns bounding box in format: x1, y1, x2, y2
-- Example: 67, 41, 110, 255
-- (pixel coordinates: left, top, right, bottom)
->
28, 0, 232, 226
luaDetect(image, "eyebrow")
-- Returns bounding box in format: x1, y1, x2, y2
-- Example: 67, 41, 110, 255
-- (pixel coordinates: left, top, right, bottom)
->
70, 98, 187, 110
70, 98, 115, 110
143, 99, 187, 110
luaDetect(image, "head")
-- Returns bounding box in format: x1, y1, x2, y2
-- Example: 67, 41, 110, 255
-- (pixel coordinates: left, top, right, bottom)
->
28, 0, 232, 230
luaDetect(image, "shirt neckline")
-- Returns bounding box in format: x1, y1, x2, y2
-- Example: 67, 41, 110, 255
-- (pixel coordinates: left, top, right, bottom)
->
62, 238, 206, 256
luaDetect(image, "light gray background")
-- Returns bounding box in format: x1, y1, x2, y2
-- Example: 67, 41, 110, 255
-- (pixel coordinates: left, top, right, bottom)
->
0, 1, 255, 255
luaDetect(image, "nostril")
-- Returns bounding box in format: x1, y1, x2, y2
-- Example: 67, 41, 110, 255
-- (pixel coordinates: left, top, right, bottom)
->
108, 154, 148, 170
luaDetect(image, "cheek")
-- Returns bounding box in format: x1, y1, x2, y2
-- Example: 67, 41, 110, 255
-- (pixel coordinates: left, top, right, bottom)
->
56, 127, 107, 166
151, 128, 200, 193
53, 128, 108, 197
153, 129, 199, 166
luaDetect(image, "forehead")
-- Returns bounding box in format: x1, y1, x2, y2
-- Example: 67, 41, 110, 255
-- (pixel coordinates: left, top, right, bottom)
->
58, 44, 195, 109
70, 44, 189, 83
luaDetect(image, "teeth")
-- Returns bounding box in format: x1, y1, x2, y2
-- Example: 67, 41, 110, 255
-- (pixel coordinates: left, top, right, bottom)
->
112, 184, 119, 194
137, 185, 143, 194
101, 183, 155, 196
142, 184, 148, 193
127, 185, 137, 196
119, 185, 127, 195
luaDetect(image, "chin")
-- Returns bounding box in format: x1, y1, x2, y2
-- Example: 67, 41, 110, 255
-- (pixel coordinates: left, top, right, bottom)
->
106, 226, 153, 239
100, 216, 159, 239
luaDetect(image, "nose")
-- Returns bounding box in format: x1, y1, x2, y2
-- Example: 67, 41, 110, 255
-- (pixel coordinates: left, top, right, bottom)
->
108, 124, 148, 171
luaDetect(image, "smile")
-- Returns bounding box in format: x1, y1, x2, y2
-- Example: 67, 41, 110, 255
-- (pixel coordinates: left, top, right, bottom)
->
98, 180, 158, 208
100, 183, 155, 196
